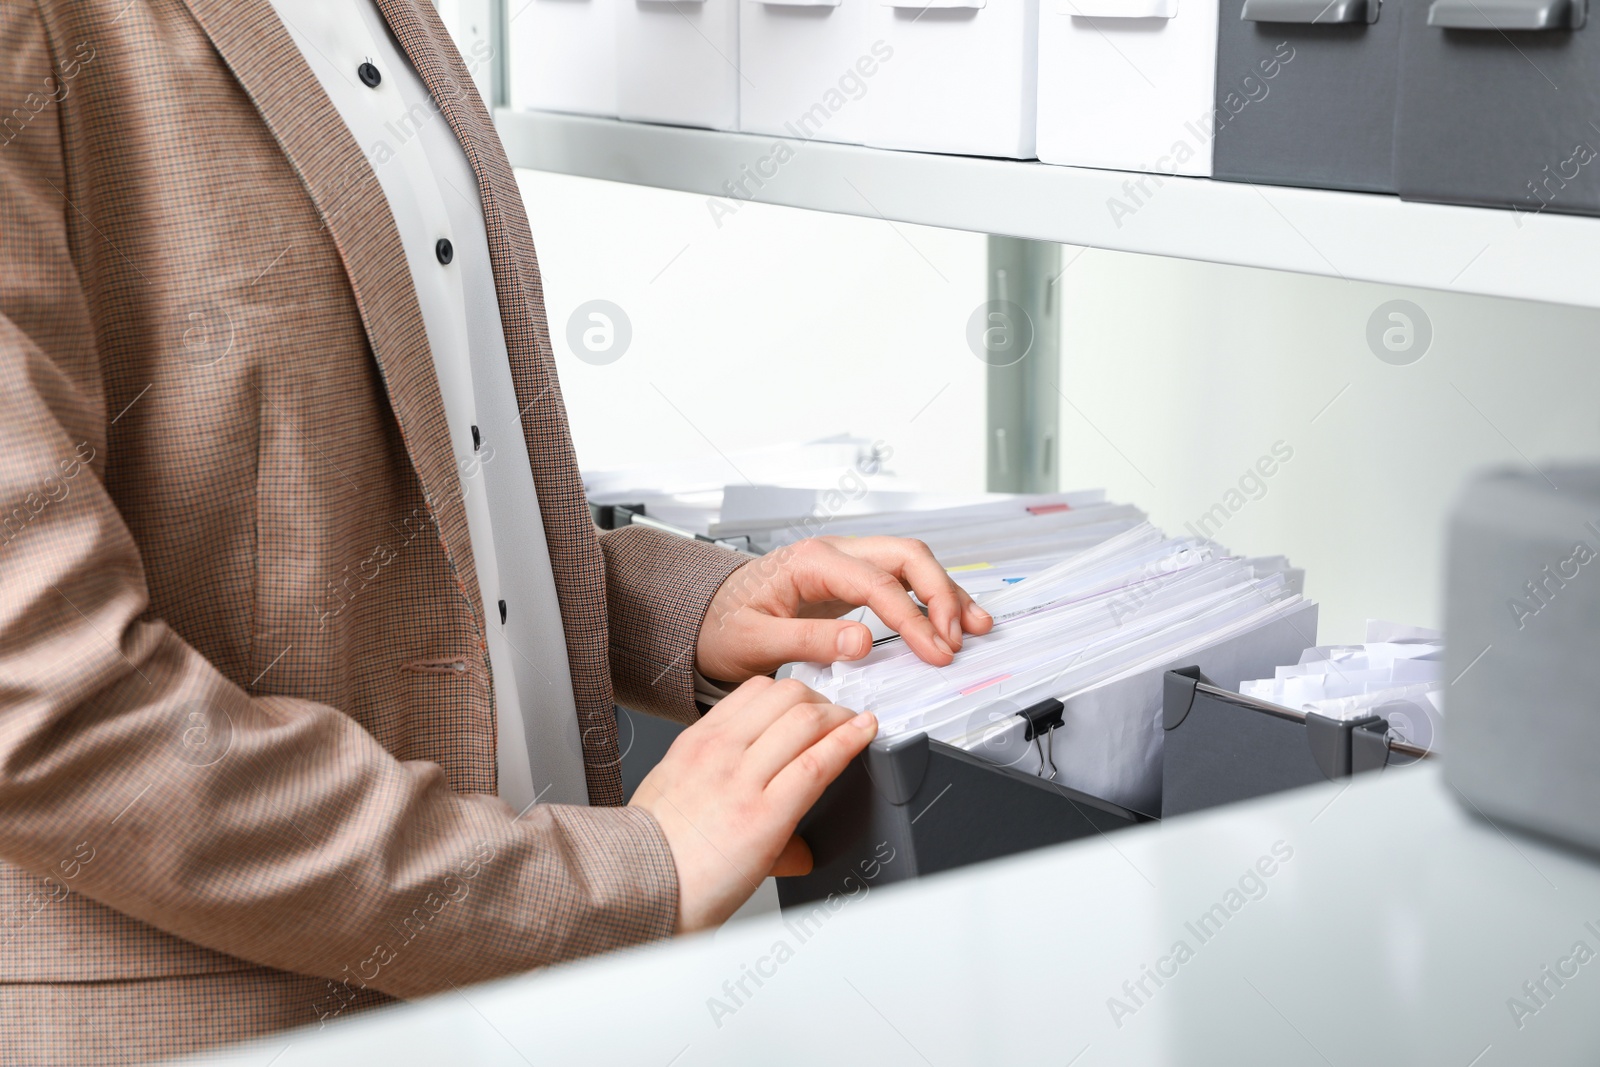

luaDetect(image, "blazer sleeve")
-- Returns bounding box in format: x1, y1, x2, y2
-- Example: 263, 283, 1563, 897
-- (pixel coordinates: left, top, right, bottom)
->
0, 3, 676, 1001
599, 526, 751, 724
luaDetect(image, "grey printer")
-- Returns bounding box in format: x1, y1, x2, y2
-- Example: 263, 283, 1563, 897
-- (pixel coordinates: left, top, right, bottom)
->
1444, 465, 1600, 853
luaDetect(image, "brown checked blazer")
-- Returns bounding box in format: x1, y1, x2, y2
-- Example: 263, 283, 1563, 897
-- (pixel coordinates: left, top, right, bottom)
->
0, 1, 747, 1062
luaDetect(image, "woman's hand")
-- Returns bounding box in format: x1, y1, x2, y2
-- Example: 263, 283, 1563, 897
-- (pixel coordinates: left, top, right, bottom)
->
629, 676, 878, 932
694, 536, 993, 684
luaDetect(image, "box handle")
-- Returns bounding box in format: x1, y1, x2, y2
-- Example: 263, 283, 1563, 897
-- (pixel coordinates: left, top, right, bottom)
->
1426, 0, 1585, 28
1242, 0, 1378, 23
1060, 0, 1180, 17
745, 0, 841, 6
883, 0, 985, 8
1162, 666, 1205, 730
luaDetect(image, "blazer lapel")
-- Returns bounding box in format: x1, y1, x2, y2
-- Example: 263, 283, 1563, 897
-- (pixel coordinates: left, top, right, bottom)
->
174, 0, 487, 643
371, 0, 626, 805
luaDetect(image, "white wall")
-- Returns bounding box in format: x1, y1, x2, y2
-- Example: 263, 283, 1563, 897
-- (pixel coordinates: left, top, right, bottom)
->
1057, 253, 1600, 641
518, 171, 1600, 645
515, 170, 987, 492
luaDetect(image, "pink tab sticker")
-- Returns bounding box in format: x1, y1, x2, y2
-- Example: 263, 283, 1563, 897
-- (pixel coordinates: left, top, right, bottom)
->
959, 674, 1012, 696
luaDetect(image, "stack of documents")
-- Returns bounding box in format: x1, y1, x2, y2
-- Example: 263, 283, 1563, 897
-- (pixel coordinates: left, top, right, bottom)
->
733, 491, 1146, 594
584, 435, 910, 540
583, 436, 1146, 571
588, 444, 1319, 813
1238, 620, 1444, 751
787, 524, 1318, 813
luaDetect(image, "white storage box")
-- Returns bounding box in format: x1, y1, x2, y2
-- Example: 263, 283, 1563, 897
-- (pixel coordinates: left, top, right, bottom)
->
616, 0, 741, 130
863, 0, 1040, 159
509, 0, 617, 117
738, 0, 879, 144
1036, 0, 1220, 176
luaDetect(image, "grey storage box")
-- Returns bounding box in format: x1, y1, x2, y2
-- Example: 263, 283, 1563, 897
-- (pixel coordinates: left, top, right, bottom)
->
1213, 0, 1405, 193
777, 729, 1144, 908
778, 600, 1318, 905
1444, 466, 1600, 853
1396, 0, 1600, 214
1162, 667, 1429, 817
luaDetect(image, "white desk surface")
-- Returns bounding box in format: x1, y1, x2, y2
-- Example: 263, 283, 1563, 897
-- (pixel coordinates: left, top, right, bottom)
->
195, 765, 1600, 1066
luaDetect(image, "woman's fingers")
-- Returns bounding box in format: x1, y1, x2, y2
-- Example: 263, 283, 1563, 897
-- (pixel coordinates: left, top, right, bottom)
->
764, 711, 879, 825
832, 536, 991, 652
742, 699, 858, 786
782, 541, 954, 665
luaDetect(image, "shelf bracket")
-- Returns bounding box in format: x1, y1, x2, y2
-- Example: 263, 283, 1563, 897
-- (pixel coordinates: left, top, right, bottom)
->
984, 236, 1062, 494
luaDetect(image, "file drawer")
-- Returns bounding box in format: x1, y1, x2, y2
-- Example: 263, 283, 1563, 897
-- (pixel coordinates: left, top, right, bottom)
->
778, 730, 1144, 907
1036, 0, 1220, 176
778, 600, 1317, 905
1396, 0, 1600, 214
509, 0, 618, 117
862, 0, 1040, 159
1212, 0, 1402, 192
738, 0, 877, 143
616, 0, 741, 130
1161, 667, 1429, 818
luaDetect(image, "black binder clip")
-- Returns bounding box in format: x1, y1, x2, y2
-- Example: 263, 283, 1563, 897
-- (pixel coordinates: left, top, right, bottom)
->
1018, 698, 1065, 781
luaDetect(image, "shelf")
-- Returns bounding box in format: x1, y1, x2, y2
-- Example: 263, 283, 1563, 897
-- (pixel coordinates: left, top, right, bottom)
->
496, 109, 1600, 311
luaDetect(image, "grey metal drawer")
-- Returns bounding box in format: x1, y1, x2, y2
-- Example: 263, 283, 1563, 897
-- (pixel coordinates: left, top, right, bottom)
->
1396, 0, 1600, 214
1214, 0, 1405, 193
